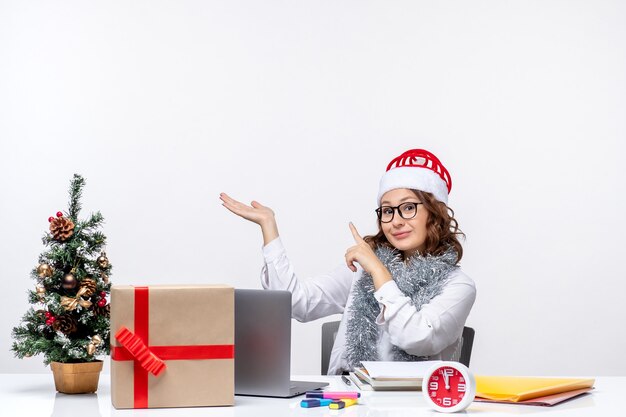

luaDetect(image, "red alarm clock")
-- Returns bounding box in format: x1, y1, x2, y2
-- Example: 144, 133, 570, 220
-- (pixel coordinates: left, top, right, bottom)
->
422, 361, 476, 413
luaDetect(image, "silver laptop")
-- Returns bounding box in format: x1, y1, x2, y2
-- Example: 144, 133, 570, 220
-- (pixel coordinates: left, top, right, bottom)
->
234, 289, 329, 397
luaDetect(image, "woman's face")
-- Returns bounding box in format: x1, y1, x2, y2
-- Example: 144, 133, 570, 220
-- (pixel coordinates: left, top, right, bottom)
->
379, 188, 428, 257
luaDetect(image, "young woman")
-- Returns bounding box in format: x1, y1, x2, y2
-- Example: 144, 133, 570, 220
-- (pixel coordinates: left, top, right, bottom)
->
220, 149, 476, 375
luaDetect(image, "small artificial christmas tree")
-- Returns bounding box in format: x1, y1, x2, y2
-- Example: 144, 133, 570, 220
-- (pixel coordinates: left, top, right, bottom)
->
11, 174, 112, 367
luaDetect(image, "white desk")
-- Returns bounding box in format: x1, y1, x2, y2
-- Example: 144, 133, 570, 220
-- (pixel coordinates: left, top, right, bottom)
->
0, 374, 621, 416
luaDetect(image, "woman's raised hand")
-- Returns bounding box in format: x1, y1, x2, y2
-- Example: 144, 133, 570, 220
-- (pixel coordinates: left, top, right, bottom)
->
220, 193, 275, 225
220, 193, 279, 245
346, 222, 392, 289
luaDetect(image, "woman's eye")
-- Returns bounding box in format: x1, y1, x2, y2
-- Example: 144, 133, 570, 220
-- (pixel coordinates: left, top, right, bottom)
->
403, 204, 416, 212
383, 208, 394, 215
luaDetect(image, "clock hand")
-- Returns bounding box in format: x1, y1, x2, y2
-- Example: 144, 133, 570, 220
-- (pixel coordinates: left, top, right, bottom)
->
441, 369, 450, 390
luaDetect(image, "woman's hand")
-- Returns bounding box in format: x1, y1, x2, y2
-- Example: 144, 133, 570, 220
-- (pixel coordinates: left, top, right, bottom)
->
220, 193, 279, 245
220, 193, 275, 225
345, 223, 392, 289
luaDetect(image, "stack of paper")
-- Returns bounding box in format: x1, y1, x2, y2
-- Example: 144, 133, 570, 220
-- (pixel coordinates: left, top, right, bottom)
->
474, 376, 595, 406
347, 361, 442, 391
349, 369, 420, 390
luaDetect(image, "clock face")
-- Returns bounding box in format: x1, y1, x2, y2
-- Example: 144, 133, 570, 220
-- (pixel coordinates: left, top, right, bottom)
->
425, 365, 469, 409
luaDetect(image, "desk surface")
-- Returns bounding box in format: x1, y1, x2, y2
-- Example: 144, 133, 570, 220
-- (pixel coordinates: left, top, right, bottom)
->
0, 374, 621, 416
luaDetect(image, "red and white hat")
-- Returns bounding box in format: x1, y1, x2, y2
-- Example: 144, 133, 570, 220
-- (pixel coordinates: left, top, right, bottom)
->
377, 149, 452, 205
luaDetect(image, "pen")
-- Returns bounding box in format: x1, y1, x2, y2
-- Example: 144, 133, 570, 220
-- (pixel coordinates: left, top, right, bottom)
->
341, 375, 352, 386
305, 391, 361, 399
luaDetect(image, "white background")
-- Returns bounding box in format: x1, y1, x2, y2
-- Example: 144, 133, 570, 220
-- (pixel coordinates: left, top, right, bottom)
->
1, 1, 624, 376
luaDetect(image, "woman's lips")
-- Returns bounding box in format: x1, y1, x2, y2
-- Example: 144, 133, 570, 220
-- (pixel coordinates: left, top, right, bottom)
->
393, 231, 411, 239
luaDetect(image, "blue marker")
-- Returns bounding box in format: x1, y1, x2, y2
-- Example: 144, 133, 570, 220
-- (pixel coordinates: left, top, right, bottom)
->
300, 398, 333, 408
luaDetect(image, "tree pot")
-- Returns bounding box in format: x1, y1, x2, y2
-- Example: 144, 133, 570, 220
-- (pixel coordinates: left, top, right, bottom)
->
50, 360, 103, 394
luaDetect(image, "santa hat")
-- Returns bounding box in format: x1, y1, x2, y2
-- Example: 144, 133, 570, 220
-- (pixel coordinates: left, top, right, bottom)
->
377, 149, 452, 205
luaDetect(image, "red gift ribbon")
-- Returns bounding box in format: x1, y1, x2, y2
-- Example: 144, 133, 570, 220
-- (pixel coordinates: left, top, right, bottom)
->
115, 326, 167, 377
111, 286, 235, 408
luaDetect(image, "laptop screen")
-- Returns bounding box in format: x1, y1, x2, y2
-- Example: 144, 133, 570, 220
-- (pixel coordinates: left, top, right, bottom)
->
234, 289, 292, 396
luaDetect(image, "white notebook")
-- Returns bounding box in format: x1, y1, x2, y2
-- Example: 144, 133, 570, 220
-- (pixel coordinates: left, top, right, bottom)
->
360, 360, 442, 380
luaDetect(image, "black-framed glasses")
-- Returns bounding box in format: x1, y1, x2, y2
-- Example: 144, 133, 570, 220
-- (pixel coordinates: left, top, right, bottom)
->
375, 202, 423, 223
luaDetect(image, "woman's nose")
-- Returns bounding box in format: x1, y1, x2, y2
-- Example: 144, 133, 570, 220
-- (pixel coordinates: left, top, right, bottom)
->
391, 213, 405, 226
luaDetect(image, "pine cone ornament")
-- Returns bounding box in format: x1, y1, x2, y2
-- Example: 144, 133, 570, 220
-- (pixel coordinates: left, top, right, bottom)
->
52, 315, 78, 334
80, 278, 97, 297
49, 217, 75, 242
93, 303, 110, 318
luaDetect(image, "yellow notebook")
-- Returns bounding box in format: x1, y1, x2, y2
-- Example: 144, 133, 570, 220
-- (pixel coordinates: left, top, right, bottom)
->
475, 376, 595, 402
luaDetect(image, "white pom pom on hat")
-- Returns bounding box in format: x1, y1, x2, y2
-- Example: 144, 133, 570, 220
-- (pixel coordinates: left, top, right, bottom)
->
377, 149, 452, 205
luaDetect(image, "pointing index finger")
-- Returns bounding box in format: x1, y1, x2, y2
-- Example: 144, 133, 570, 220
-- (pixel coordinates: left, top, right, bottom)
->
349, 222, 364, 243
